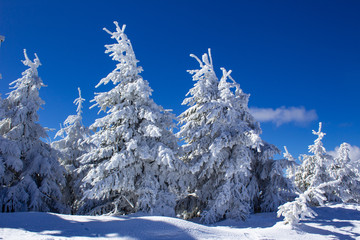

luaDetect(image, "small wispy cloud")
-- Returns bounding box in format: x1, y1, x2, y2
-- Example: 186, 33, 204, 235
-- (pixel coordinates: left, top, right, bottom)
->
249, 106, 318, 126
329, 144, 360, 162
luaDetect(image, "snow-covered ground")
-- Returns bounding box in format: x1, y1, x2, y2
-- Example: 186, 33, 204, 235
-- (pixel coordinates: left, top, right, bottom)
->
0, 203, 359, 240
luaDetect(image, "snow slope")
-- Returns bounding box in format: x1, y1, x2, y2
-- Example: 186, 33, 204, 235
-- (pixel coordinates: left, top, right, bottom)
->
0, 203, 359, 240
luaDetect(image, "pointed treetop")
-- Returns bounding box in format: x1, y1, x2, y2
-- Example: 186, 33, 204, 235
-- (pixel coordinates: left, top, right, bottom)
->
220, 67, 233, 81
218, 67, 235, 102
283, 146, 295, 161
337, 142, 350, 163
9, 49, 44, 91
312, 122, 326, 140
309, 122, 326, 155
22, 49, 41, 70
103, 21, 126, 39
218, 67, 238, 93
95, 21, 142, 88
74, 87, 85, 116
190, 48, 213, 69
183, 48, 219, 106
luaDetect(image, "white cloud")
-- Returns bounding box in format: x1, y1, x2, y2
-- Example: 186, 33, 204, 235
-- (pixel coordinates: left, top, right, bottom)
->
249, 106, 318, 126
329, 144, 360, 162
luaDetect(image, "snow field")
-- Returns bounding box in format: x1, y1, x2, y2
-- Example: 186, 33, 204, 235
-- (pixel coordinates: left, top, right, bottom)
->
0, 203, 359, 240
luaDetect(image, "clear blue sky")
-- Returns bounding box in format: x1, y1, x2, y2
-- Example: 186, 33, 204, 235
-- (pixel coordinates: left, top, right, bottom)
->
0, 0, 359, 159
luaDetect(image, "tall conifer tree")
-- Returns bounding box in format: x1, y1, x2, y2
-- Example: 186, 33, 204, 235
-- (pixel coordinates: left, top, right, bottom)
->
177, 49, 288, 223
329, 142, 360, 203
0, 50, 65, 212
78, 22, 183, 216
52, 88, 90, 212
294, 122, 333, 205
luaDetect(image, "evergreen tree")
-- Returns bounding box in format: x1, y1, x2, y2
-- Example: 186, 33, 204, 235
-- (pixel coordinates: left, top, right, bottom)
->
277, 147, 323, 226
177, 49, 288, 223
277, 186, 323, 225
78, 22, 183, 216
0, 50, 65, 212
294, 122, 334, 205
329, 142, 360, 203
252, 146, 296, 213
52, 88, 90, 213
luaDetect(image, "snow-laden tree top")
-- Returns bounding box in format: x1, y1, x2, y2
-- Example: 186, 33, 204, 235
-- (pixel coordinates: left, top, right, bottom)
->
91, 22, 151, 115
183, 49, 218, 106
309, 122, 326, 156
4, 49, 46, 140
74, 87, 85, 116
283, 146, 295, 162
54, 87, 86, 140
96, 22, 142, 88
10, 49, 42, 98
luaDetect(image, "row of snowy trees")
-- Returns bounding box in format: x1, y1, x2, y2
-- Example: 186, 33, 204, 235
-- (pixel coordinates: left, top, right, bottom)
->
0, 22, 359, 224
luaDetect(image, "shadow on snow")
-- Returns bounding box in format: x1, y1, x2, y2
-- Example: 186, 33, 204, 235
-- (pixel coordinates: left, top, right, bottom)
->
0, 212, 196, 240
299, 205, 360, 240
209, 204, 360, 240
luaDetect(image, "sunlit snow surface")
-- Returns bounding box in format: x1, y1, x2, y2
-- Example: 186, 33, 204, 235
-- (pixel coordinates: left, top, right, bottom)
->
0, 203, 359, 240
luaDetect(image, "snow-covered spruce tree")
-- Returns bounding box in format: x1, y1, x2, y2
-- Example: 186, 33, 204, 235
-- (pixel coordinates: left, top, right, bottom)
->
251, 145, 296, 213
0, 84, 21, 212
294, 122, 335, 205
218, 67, 294, 214
0, 95, 22, 206
277, 186, 324, 225
329, 142, 360, 203
52, 88, 91, 213
277, 147, 324, 226
0, 50, 65, 212
78, 22, 183, 216
177, 49, 290, 223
